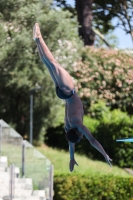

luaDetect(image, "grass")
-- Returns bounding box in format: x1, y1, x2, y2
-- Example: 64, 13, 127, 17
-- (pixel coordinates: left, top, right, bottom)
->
37, 144, 131, 177
1, 142, 131, 191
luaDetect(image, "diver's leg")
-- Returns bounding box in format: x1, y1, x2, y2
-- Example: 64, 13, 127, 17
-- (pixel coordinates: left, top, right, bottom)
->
36, 41, 58, 86
33, 23, 74, 93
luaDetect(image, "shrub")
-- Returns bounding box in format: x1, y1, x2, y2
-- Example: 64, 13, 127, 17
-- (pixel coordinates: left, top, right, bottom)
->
54, 173, 133, 200
95, 110, 133, 168
83, 101, 133, 168
72, 47, 133, 114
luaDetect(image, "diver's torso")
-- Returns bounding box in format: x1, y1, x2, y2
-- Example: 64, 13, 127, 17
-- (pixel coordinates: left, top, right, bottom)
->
65, 92, 84, 128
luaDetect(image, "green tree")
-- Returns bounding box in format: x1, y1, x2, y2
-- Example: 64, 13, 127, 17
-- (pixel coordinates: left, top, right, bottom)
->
94, 0, 133, 44
54, 0, 133, 47
0, 0, 82, 143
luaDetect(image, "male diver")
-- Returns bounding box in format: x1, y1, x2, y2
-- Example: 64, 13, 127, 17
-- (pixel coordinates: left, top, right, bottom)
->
33, 23, 112, 172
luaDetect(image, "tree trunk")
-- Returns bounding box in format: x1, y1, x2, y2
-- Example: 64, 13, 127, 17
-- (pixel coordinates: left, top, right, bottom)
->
131, 30, 133, 44
75, 0, 95, 46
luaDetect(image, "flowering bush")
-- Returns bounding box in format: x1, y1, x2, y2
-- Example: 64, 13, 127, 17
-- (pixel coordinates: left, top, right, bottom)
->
72, 47, 133, 114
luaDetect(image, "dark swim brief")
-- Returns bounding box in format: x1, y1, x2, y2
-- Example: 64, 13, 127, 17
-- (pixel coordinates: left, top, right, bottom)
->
56, 86, 75, 99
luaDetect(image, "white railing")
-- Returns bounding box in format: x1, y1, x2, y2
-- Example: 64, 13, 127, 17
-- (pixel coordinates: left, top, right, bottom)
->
0, 119, 54, 200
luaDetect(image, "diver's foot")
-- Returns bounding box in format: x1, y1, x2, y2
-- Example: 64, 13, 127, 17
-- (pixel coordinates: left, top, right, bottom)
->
33, 23, 41, 40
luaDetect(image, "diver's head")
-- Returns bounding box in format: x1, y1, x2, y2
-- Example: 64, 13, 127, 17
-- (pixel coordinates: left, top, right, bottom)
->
65, 128, 83, 143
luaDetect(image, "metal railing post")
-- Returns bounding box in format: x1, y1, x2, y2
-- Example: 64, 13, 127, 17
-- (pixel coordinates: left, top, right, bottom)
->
49, 164, 54, 200
30, 93, 33, 144
0, 123, 2, 156
22, 140, 25, 178
9, 164, 15, 200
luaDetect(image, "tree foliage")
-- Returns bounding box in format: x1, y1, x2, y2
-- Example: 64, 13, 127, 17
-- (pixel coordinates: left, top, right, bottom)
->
94, 0, 133, 42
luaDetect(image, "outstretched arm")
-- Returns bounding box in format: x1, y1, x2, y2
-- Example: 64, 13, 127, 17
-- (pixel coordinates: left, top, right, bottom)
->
69, 142, 75, 160
77, 124, 112, 166
69, 142, 78, 172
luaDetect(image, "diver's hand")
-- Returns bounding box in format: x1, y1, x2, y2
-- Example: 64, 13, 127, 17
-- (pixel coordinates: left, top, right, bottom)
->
105, 154, 112, 167
69, 159, 78, 172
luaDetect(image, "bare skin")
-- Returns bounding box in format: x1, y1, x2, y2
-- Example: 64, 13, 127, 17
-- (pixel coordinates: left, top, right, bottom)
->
33, 23, 112, 172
